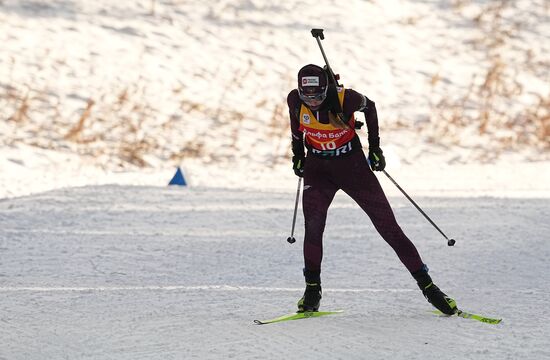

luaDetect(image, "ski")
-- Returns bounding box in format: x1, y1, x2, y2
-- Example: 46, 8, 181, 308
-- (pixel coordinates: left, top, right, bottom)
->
254, 310, 343, 325
432, 310, 502, 324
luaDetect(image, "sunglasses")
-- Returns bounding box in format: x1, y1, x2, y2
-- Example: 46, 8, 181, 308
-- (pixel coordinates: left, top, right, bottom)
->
298, 86, 328, 103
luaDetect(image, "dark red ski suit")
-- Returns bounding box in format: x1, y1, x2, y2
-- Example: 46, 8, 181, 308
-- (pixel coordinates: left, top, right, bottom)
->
287, 87, 424, 275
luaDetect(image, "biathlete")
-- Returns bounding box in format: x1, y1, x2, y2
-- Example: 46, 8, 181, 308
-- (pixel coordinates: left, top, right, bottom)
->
287, 64, 457, 315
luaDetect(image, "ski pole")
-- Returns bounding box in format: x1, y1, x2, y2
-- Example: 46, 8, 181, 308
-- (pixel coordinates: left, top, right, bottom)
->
310, 29, 360, 129
287, 177, 302, 244
381, 170, 456, 247
311, 29, 339, 87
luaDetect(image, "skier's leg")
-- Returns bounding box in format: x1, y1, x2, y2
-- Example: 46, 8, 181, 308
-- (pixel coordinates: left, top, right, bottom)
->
298, 157, 338, 312
338, 151, 456, 314
302, 159, 338, 273
337, 152, 424, 273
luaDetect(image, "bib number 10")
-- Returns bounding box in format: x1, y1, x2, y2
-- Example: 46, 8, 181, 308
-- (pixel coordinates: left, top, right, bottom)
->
319, 141, 336, 150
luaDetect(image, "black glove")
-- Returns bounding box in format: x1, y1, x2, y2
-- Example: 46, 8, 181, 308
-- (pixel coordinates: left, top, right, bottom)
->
368, 147, 386, 171
292, 155, 305, 177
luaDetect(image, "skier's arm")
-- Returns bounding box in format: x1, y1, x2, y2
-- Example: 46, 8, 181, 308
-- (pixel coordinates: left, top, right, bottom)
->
287, 90, 305, 177
343, 89, 380, 148
344, 89, 385, 170
287, 90, 305, 158
361, 97, 380, 149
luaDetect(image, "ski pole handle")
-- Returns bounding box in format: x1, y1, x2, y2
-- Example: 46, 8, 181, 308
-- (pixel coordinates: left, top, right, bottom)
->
311, 28, 325, 40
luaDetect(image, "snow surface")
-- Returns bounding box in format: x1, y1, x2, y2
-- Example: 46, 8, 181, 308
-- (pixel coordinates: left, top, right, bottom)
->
1, 0, 550, 358
1, 186, 549, 359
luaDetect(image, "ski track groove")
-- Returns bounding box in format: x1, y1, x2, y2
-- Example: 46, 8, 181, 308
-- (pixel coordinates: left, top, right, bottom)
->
0, 285, 545, 294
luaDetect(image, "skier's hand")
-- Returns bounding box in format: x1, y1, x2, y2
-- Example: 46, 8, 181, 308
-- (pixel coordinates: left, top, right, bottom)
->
292, 155, 305, 177
368, 147, 386, 171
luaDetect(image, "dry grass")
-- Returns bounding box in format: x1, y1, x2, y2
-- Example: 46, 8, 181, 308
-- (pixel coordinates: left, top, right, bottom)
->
0, 80, 165, 167
8, 89, 30, 123
119, 139, 151, 167
522, 94, 550, 150
65, 99, 94, 141
428, 0, 549, 156
169, 141, 206, 162
2, 0, 546, 167
268, 101, 291, 167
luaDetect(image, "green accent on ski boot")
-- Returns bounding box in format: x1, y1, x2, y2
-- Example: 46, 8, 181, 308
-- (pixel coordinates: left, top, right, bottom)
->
297, 295, 320, 313
297, 282, 322, 312
413, 269, 457, 315
446, 297, 457, 311
423, 282, 433, 290
423, 284, 457, 315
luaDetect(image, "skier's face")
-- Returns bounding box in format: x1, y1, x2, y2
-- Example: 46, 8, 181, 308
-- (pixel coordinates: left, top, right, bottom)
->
303, 97, 324, 109
299, 88, 327, 109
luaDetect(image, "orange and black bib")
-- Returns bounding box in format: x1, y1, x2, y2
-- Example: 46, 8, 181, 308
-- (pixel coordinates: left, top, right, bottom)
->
299, 87, 357, 157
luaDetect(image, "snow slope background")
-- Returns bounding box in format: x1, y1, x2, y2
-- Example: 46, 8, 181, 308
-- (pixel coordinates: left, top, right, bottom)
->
0, 0, 549, 198
0, 0, 550, 359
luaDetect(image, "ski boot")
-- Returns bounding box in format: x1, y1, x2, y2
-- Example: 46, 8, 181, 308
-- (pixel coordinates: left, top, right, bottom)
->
413, 265, 457, 315
297, 269, 322, 313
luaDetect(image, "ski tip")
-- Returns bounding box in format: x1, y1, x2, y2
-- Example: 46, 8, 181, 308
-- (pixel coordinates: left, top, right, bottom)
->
432, 309, 502, 324
457, 310, 503, 324
253, 310, 344, 325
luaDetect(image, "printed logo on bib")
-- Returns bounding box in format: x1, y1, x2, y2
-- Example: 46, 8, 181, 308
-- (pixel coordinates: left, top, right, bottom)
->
302, 114, 311, 125
301, 76, 319, 87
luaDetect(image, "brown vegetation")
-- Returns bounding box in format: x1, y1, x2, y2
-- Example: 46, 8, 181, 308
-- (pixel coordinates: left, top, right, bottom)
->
429, 0, 549, 154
